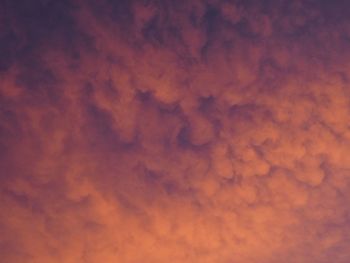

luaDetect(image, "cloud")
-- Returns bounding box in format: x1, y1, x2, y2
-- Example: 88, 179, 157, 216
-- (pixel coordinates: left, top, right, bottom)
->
1, 0, 350, 262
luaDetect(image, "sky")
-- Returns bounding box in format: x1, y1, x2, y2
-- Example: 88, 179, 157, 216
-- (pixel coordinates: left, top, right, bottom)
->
1, 0, 350, 262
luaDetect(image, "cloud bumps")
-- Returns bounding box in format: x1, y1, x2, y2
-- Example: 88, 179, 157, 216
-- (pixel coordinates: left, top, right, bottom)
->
1, 0, 350, 262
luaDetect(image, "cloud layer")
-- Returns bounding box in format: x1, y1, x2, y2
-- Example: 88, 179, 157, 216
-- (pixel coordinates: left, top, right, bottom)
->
2, 0, 350, 262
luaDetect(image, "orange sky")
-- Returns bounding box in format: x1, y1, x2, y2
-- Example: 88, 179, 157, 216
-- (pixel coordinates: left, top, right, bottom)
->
1, 0, 350, 262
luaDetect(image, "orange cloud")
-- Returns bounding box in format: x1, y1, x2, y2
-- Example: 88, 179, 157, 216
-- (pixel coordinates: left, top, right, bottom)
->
1, 0, 350, 262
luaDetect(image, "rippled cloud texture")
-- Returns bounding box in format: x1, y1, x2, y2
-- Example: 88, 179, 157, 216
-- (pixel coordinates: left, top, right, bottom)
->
2, 0, 350, 262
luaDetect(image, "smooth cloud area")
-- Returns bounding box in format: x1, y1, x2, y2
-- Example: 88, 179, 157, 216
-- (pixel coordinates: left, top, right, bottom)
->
1, 0, 350, 262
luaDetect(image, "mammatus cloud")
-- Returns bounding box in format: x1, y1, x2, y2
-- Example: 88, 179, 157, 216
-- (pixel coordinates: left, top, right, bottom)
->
1, 0, 350, 262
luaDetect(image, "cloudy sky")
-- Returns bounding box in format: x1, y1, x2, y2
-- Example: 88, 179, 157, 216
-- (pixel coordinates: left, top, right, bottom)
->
1, 0, 350, 262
